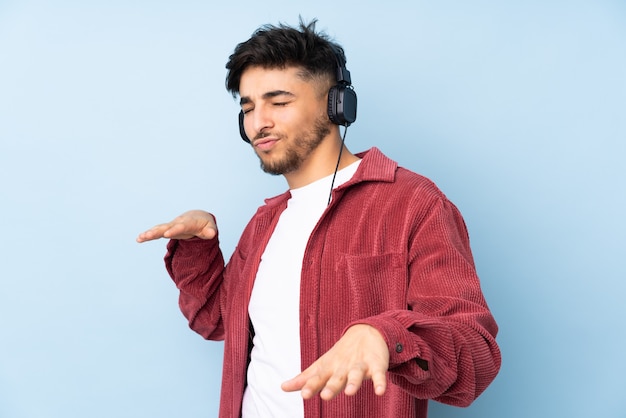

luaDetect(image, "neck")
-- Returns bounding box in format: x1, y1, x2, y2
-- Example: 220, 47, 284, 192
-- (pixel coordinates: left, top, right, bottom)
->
284, 133, 359, 189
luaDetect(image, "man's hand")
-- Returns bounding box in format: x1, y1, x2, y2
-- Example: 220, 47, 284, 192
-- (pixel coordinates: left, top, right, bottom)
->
136, 210, 217, 243
281, 324, 390, 401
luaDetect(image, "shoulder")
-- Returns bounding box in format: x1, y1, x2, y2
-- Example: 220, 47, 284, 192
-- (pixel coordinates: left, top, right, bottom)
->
394, 166, 447, 201
354, 147, 446, 200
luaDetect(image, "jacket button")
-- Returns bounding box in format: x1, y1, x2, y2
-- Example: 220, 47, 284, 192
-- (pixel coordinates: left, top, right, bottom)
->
395, 343, 403, 353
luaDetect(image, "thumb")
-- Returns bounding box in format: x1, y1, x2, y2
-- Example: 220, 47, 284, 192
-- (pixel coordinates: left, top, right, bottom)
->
197, 223, 218, 240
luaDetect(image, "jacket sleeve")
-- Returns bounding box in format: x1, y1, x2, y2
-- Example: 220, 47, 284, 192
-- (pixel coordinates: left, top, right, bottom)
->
164, 234, 226, 341
351, 197, 501, 407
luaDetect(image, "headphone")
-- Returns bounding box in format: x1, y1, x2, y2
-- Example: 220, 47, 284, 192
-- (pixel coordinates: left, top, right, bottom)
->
238, 45, 357, 143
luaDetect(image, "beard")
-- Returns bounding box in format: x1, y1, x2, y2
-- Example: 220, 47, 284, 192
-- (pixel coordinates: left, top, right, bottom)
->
257, 115, 331, 175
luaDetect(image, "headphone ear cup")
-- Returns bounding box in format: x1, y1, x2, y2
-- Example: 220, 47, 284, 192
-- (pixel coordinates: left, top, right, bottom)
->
238, 111, 251, 143
327, 85, 357, 126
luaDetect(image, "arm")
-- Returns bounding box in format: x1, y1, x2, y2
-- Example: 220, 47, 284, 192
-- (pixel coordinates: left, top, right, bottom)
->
283, 197, 501, 405
354, 197, 501, 406
137, 210, 227, 340
165, 236, 226, 340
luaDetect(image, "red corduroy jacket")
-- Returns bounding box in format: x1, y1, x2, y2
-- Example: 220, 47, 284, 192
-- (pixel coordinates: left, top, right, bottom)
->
165, 147, 501, 418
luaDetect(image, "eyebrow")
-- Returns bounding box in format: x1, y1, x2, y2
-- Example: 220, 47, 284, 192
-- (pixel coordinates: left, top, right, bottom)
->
239, 90, 295, 106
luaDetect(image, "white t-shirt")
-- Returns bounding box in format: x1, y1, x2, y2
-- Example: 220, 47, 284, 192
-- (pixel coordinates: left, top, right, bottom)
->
241, 160, 361, 418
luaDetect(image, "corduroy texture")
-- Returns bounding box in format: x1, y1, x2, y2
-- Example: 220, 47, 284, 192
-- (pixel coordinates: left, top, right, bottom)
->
165, 147, 501, 418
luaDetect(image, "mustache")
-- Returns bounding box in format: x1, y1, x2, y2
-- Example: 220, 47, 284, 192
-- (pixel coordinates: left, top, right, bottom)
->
253, 131, 273, 141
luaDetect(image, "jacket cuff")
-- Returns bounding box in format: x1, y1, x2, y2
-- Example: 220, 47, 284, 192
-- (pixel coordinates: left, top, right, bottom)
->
347, 314, 428, 370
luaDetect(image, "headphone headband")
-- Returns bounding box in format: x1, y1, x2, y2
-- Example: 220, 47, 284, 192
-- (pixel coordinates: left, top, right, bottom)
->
329, 44, 352, 85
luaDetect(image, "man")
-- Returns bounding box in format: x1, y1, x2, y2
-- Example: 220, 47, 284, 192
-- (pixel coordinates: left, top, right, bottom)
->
137, 19, 501, 418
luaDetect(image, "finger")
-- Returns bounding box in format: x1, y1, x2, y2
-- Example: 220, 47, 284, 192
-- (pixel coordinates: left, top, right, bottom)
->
165, 217, 217, 240
343, 366, 366, 397
161, 222, 190, 239
136, 232, 151, 243
281, 363, 319, 396
281, 375, 306, 392
320, 371, 348, 401
164, 220, 211, 240
284, 364, 327, 399
370, 368, 388, 396
197, 224, 218, 240
136, 224, 171, 242
300, 374, 326, 400
281, 364, 319, 393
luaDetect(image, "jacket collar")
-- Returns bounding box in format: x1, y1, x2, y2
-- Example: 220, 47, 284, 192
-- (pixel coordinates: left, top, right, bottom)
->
261, 147, 397, 209
351, 146, 398, 184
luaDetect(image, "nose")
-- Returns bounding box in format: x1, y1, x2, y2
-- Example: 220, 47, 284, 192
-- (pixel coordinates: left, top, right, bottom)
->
249, 105, 273, 140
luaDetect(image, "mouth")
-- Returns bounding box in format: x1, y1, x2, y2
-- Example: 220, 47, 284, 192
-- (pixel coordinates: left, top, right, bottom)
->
253, 136, 279, 151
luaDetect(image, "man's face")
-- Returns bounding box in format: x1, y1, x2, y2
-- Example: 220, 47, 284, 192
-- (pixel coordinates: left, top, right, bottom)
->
239, 66, 331, 175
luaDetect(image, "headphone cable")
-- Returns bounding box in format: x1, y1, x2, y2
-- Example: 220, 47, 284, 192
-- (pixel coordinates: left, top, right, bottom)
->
327, 125, 349, 206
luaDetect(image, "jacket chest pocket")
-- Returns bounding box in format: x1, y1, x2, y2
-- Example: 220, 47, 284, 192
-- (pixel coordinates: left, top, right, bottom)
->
325, 252, 407, 319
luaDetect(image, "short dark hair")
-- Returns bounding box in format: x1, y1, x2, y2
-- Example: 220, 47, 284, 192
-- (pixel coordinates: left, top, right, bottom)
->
225, 18, 347, 97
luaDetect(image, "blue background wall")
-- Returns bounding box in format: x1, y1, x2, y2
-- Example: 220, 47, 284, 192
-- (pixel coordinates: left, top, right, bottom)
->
1, 1, 624, 417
